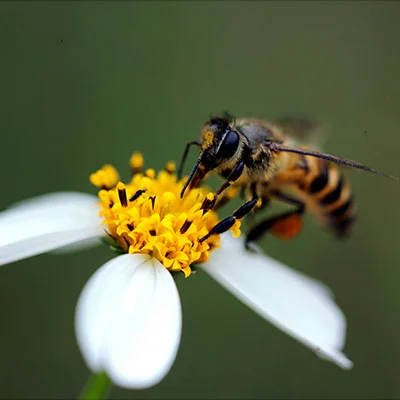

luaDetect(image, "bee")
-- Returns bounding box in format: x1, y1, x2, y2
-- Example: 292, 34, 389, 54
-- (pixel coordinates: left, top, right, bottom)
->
178, 114, 395, 246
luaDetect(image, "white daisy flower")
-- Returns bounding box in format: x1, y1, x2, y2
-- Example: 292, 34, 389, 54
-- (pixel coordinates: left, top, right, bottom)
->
0, 153, 353, 390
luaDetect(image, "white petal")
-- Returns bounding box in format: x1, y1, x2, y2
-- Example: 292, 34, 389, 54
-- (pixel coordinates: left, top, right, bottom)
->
201, 234, 353, 369
6, 192, 99, 212
0, 192, 104, 266
75, 254, 182, 389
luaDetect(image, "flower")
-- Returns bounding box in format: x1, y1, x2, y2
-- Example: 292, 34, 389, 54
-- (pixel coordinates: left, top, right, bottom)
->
0, 153, 353, 389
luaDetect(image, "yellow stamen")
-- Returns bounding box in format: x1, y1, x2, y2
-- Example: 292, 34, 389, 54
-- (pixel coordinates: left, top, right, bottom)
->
145, 169, 156, 179
90, 165, 120, 189
165, 161, 176, 174
93, 153, 242, 276
205, 192, 214, 201
129, 152, 144, 173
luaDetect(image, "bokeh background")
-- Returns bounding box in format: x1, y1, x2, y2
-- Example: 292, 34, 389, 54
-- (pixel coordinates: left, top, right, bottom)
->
1, 1, 400, 398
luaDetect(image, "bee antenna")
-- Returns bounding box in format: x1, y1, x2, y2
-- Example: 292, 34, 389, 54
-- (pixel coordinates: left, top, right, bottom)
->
180, 151, 205, 198
177, 140, 201, 179
269, 143, 398, 180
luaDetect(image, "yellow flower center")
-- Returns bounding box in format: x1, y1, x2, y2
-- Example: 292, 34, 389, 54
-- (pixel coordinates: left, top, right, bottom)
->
90, 153, 241, 277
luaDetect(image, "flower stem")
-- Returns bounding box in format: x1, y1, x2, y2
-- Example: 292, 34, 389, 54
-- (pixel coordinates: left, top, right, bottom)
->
79, 372, 112, 400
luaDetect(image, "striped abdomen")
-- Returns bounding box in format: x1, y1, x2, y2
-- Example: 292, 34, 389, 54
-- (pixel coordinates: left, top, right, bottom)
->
296, 157, 356, 237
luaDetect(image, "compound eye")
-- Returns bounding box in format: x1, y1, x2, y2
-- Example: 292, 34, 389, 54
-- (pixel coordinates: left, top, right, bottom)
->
216, 130, 239, 160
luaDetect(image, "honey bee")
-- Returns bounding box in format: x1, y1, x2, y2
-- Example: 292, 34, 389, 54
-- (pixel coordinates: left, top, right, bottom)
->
178, 114, 395, 246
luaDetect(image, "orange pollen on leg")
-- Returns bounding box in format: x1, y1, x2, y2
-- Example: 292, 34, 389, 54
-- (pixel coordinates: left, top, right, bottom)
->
272, 214, 303, 240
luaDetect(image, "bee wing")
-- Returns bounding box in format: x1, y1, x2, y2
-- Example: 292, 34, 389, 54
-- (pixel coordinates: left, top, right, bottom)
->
274, 116, 328, 150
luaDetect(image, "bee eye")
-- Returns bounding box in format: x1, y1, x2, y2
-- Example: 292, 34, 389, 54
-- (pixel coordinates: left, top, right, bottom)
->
216, 131, 239, 159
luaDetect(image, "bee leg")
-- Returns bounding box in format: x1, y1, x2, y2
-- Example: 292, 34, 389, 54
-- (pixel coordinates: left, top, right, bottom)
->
212, 186, 240, 211
245, 196, 271, 227
199, 196, 258, 243
245, 192, 305, 246
201, 161, 245, 213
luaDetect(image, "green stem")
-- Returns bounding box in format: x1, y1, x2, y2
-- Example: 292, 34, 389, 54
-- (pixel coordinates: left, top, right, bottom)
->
79, 372, 112, 400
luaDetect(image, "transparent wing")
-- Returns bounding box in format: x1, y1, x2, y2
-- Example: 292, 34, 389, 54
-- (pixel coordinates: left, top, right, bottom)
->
274, 116, 328, 150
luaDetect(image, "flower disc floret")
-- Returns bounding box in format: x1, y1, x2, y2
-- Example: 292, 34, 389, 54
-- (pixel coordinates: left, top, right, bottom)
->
91, 155, 234, 277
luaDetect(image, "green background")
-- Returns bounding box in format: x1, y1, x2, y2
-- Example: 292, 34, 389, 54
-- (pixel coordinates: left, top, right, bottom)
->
1, 1, 399, 398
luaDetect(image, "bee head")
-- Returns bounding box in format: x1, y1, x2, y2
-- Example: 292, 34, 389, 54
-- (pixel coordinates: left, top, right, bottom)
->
201, 116, 241, 169
180, 115, 241, 198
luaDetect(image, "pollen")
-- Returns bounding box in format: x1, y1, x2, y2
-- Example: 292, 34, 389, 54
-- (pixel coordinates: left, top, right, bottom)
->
92, 154, 237, 277
203, 130, 215, 150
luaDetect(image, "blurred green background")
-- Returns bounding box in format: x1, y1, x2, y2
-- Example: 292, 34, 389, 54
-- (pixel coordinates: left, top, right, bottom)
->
1, 1, 399, 398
